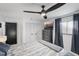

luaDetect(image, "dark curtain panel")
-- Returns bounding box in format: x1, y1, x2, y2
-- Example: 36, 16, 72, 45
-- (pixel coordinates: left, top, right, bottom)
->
54, 18, 63, 48
71, 14, 79, 54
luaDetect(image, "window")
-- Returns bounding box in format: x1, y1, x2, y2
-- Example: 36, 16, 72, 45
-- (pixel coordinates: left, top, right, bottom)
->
61, 21, 73, 35
60, 16, 73, 51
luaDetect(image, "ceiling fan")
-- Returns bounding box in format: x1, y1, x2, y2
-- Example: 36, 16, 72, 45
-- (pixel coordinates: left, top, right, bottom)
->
24, 3, 66, 19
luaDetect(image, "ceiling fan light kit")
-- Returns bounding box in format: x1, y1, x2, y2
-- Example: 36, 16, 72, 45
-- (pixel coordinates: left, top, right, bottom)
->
41, 12, 46, 16
24, 3, 66, 19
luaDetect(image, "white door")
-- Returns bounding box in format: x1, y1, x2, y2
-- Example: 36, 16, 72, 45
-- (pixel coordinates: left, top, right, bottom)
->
23, 23, 40, 43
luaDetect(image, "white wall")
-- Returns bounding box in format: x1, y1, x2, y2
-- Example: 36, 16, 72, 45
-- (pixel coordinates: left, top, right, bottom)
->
0, 22, 5, 36
0, 15, 23, 44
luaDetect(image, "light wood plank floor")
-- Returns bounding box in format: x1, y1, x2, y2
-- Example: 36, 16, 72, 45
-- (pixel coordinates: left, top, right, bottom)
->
7, 39, 57, 56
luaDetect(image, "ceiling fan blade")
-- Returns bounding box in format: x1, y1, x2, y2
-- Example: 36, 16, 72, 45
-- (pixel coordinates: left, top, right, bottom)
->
24, 11, 41, 14
46, 3, 66, 13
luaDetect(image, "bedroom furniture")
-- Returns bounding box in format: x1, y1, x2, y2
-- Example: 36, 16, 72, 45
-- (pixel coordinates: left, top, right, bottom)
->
0, 42, 10, 56
0, 36, 7, 43
42, 29, 53, 43
37, 39, 78, 56
38, 39, 62, 52
42, 22, 53, 43
0, 50, 5, 56
5, 23, 17, 45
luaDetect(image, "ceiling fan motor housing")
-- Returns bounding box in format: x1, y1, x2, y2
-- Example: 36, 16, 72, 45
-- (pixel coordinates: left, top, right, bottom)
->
41, 5, 46, 14
41, 5, 46, 17
44, 15, 47, 19
42, 5, 45, 9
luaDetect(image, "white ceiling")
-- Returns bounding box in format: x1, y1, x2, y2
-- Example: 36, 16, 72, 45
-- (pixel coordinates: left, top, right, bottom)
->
0, 3, 79, 20
0, 3, 56, 20
47, 3, 79, 19
0, 3, 56, 11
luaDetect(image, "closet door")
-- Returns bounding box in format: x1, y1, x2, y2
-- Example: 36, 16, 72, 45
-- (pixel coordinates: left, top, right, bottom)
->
6, 23, 17, 45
